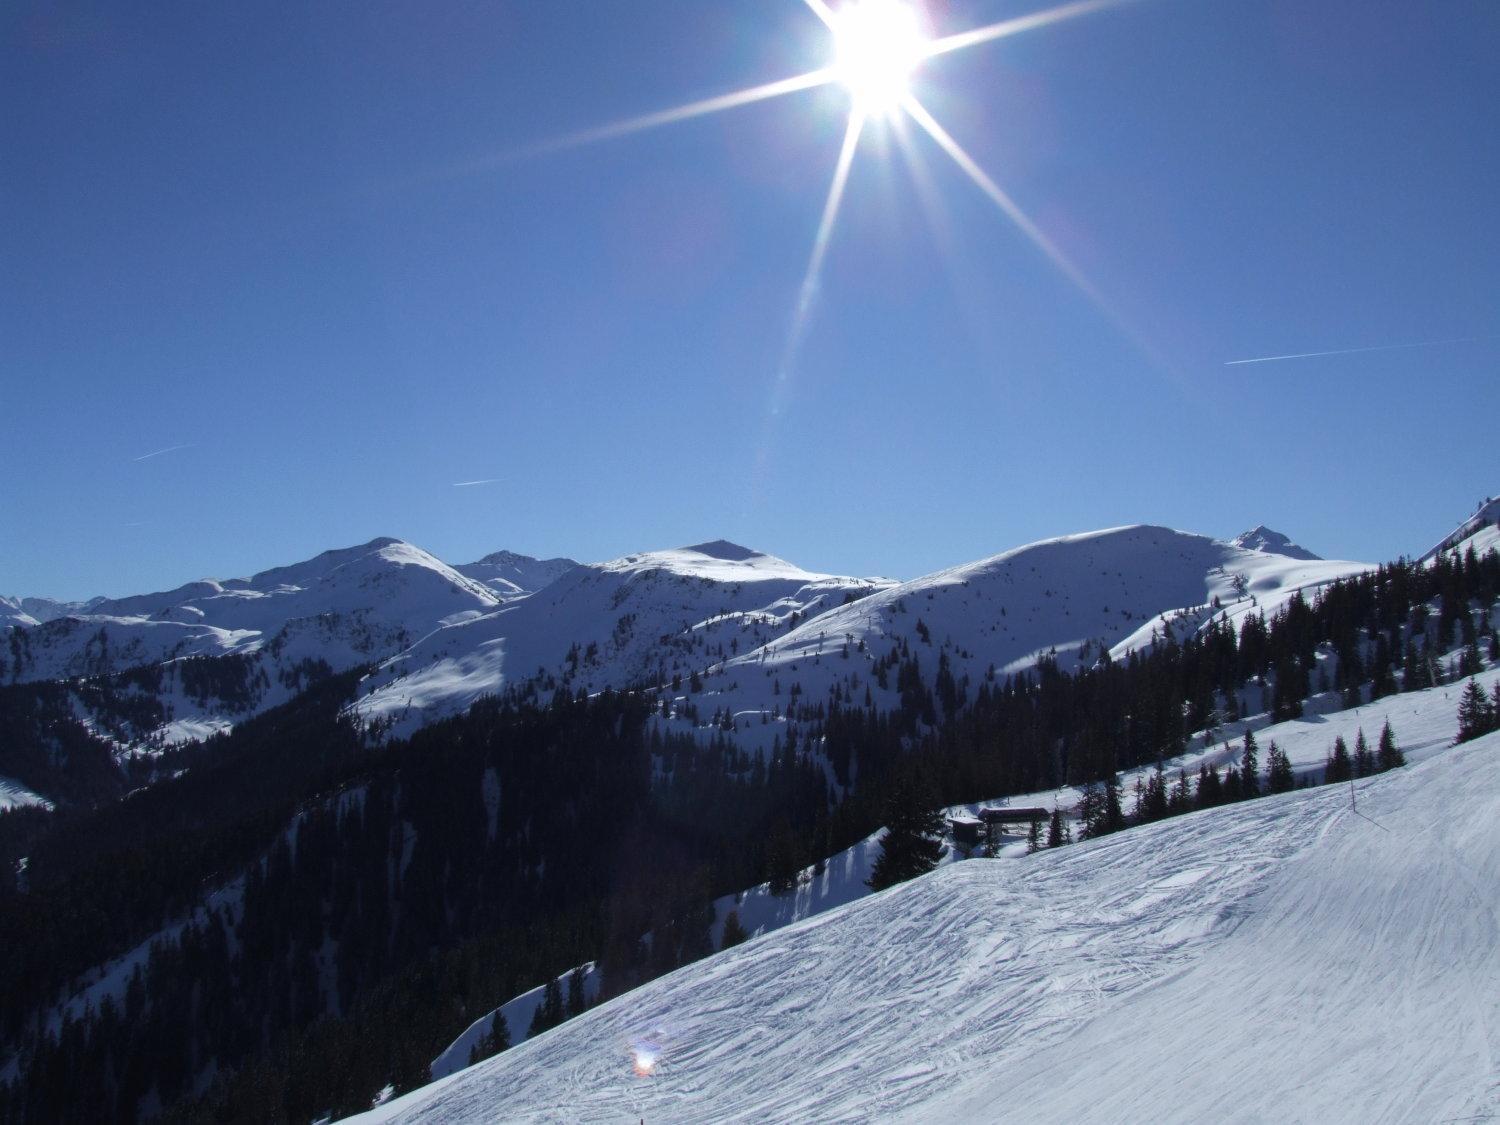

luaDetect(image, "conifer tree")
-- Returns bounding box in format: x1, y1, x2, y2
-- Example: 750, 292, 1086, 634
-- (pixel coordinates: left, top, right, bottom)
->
719, 910, 748, 951
1325, 735, 1353, 783
528, 975, 565, 1039
1240, 730, 1260, 798
566, 967, 587, 1017
1456, 678, 1494, 743
982, 819, 1003, 858
1169, 768, 1193, 813
1080, 775, 1125, 838
765, 822, 801, 896
1460, 638, 1483, 677
1222, 765, 1243, 803
866, 781, 947, 891
1376, 722, 1405, 771
1196, 763, 1223, 808
1135, 767, 1168, 823
1025, 816, 1042, 854
1266, 740, 1294, 793
1353, 729, 1374, 778
1046, 807, 1065, 849
469, 1010, 511, 1065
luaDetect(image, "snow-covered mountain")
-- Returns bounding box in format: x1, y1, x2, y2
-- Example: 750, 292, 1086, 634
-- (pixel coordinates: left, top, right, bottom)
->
652, 525, 1367, 753
353, 540, 894, 736
2, 538, 498, 685
0, 595, 104, 629
453, 550, 580, 600
1424, 495, 1500, 562
1230, 523, 1321, 560
0, 539, 563, 748
349, 525, 1371, 746
5, 499, 1490, 763
355, 673, 1500, 1124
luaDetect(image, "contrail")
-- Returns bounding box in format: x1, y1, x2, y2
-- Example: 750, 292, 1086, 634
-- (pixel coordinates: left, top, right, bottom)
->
452, 478, 504, 488
132, 443, 194, 462
1225, 336, 1489, 366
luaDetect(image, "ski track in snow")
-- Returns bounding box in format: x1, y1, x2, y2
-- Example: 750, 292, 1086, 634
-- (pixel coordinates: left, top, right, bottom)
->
354, 678, 1500, 1125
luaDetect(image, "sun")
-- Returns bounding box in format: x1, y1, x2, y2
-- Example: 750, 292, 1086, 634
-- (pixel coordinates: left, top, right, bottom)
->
528, 0, 1134, 397
831, 0, 930, 117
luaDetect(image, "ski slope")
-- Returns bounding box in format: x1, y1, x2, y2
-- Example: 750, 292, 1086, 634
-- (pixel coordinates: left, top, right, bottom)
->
426, 661, 1498, 1087
355, 677, 1500, 1124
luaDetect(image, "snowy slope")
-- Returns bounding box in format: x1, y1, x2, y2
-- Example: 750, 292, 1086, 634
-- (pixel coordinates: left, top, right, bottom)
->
0, 539, 511, 749
1422, 495, 1500, 561
353, 682, 1500, 1125
2, 538, 499, 685
672, 525, 1367, 752
0, 595, 104, 628
427, 656, 1498, 1087
352, 541, 893, 736
453, 551, 579, 600
0, 775, 54, 812
1230, 523, 1321, 560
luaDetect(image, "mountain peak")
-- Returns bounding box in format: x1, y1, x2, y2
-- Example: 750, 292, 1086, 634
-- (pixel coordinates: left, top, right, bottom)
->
1231, 526, 1321, 561
681, 539, 762, 562
1420, 494, 1500, 561
456, 549, 579, 597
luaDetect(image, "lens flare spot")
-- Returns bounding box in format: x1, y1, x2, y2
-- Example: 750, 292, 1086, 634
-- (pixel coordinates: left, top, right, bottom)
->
631, 1044, 659, 1077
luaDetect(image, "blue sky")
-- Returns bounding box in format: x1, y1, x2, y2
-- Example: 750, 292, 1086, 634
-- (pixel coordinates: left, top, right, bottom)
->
4, 0, 1498, 598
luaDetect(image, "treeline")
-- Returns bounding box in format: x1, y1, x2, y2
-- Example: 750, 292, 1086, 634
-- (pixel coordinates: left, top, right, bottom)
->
0, 686, 834, 1123
0, 652, 282, 810
0, 670, 370, 1042
1456, 676, 1500, 743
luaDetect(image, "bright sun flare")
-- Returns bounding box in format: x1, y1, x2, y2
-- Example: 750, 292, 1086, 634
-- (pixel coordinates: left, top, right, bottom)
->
832, 0, 929, 116
537, 0, 1133, 402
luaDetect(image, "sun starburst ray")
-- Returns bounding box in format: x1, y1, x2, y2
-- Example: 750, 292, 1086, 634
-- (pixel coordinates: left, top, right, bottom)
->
924, 0, 1135, 59
749, 109, 866, 507
534, 68, 837, 154
903, 95, 1175, 372
902, 97, 1112, 316
779, 109, 866, 392
801, 0, 839, 30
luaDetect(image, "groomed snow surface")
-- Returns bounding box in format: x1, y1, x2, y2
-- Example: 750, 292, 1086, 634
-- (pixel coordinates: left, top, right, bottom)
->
353, 674, 1500, 1124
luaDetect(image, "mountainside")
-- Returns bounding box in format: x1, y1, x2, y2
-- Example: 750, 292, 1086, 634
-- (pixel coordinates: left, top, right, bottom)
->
352, 541, 894, 736
1423, 496, 1500, 561
0, 597, 105, 629
1230, 523, 1321, 560
355, 680, 1500, 1124
453, 551, 579, 600
3, 502, 1487, 783
0, 540, 543, 751
668, 525, 1367, 753
430, 656, 1496, 1087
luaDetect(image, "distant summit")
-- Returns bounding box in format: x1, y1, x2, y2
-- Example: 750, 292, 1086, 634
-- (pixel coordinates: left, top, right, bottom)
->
1420, 495, 1500, 562
1231, 526, 1322, 561
455, 550, 579, 598
681, 540, 763, 562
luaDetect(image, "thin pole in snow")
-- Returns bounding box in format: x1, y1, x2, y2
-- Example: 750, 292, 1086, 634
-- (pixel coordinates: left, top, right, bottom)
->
1348, 778, 1391, 833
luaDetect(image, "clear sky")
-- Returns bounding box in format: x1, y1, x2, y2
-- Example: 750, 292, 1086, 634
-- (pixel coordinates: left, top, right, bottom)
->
4, 0, 1498, 599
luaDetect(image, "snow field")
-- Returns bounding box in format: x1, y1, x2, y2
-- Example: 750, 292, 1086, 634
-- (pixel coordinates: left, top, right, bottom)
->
354, 711, 1500, 1124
